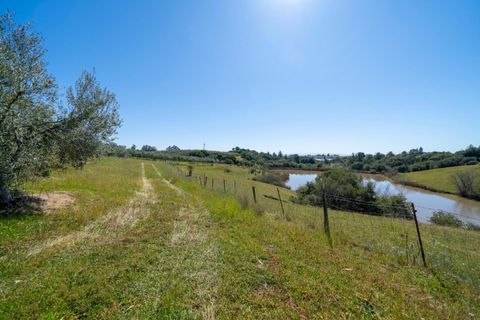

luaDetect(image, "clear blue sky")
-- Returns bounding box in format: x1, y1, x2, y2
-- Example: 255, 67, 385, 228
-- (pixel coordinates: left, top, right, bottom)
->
2, 0, 479, 154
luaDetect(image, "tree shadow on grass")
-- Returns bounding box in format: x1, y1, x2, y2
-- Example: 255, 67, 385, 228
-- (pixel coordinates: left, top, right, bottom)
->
0, 195, 45, 218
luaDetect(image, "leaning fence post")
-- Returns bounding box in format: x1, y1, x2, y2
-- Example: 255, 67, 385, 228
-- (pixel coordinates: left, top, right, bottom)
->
277, 187, 286, 218
411, 202, 427, 267
252, 186, 257, 204
322, 184, 332, 248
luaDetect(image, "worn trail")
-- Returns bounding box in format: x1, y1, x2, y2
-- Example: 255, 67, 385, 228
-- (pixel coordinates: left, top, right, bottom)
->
28, 163, 155, 256
151, 164, 219, 319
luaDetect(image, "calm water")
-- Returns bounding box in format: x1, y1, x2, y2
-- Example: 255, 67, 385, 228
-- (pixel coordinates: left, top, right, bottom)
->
285, 174, 318, 191
286, 173, 480, 224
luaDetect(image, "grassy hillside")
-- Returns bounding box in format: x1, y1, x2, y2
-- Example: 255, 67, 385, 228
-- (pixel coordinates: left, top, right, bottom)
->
0, 158, 479, 318
402, 165, 480, 194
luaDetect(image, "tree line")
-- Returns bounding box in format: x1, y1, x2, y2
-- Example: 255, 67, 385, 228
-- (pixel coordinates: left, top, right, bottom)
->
344, 146, 479, 174
103, 144, 338, 170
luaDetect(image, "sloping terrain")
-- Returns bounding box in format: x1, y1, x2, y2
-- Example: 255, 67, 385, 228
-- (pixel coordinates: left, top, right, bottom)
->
402, 165, 480, 194
0, 158, 478, 319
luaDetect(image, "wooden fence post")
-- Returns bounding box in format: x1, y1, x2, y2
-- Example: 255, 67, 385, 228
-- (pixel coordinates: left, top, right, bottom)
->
252, 186, 257, 204
223, 180, 226, 193
234, 180, 237, 194
322, 185, 332, 248
204, 176, 208, 188
277, 187, 286, 218
211, 178, 214, 190
411, 202, 427, 267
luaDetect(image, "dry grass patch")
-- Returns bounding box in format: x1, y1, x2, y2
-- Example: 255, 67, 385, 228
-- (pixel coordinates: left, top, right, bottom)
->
27, 163, 155, 256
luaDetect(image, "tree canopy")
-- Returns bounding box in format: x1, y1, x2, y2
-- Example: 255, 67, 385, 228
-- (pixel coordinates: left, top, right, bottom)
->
0, 13, 121, 204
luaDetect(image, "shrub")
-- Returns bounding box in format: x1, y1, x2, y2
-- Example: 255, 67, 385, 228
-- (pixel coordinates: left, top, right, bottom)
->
296, 166, 409, 217
376, 194, 411, 219
451, 170, 478, 198
253, 172, 288, 187
350, 162, 364, 171
430, 211, 463, 228
465, 222, 480, 231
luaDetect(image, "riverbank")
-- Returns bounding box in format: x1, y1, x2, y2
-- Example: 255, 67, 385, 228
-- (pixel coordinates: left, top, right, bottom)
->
271, 168, 326, 174
401, 165, 480, 195
359, 173, 457, 196
393, 175, 456, 195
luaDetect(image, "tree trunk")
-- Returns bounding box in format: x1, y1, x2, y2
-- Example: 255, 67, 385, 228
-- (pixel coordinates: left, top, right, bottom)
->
0, 176, 13, 205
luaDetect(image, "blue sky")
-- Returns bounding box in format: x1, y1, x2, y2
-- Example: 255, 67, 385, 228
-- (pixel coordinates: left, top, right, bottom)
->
2, 0, 479, 154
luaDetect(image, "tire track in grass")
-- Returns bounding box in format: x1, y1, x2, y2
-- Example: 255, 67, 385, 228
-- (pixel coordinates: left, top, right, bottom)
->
27, 163, 155, 256
151, 164, 218, 319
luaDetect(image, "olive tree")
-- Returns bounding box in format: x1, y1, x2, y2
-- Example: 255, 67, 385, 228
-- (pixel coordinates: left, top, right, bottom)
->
0, 13, 121, 204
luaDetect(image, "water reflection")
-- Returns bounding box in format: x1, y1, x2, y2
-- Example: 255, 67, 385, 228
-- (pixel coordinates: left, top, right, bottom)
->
285, 173, 480, 224
285, 174, 317, 191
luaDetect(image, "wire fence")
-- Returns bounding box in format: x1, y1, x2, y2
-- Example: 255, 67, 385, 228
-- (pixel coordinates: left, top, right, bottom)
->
162, 162, 480, 287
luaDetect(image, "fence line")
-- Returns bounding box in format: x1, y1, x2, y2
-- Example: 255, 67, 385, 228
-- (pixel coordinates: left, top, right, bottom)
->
163, 163, 480, 278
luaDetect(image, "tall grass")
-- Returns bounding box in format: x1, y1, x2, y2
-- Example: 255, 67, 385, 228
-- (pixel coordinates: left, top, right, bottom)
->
170, 161, 480, 288
1, 158, 478, 318
163, 161, 480, 318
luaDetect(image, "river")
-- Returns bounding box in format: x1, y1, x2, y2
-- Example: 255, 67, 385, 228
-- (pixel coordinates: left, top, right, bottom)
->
285, 173, 480, 224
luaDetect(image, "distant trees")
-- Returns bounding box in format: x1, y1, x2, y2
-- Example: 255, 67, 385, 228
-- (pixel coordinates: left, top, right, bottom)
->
166, 145, 180, 152
104, 143, 331, 170
141, 145, 157, 152
350, 162, 364, 171
345, 146, 479, 174
292, 154, 300, 164
0, 13, 121, 204
464, 145, 480, 159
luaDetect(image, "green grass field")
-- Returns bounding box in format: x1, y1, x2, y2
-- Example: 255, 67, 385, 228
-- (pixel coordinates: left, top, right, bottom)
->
401, 165, 480, 194
0, 158, 479, 319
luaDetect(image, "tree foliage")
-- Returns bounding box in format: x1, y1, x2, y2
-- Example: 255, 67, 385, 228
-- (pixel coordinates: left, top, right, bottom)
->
296, 166, 411, 218
346, 146, 479, 174
0, 13, 121, 204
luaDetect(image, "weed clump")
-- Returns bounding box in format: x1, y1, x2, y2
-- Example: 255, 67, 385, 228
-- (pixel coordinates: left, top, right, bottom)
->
237, 194, 250, 210
430, 211, 463, 228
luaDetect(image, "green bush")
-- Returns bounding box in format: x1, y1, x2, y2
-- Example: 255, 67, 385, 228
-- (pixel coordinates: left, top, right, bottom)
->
296, 166, 409, 217
430, 211, 463, 228
465, 222, 480, 231
252, 171, 288, 188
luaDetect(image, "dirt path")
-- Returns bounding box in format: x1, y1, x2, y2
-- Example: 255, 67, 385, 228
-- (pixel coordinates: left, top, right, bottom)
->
151, 164, 218, 319
28, 163, 155, 256
23, 162, 219, 319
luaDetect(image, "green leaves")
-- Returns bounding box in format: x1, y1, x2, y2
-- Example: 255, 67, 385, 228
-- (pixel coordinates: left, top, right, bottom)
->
0, 13, 121, 204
